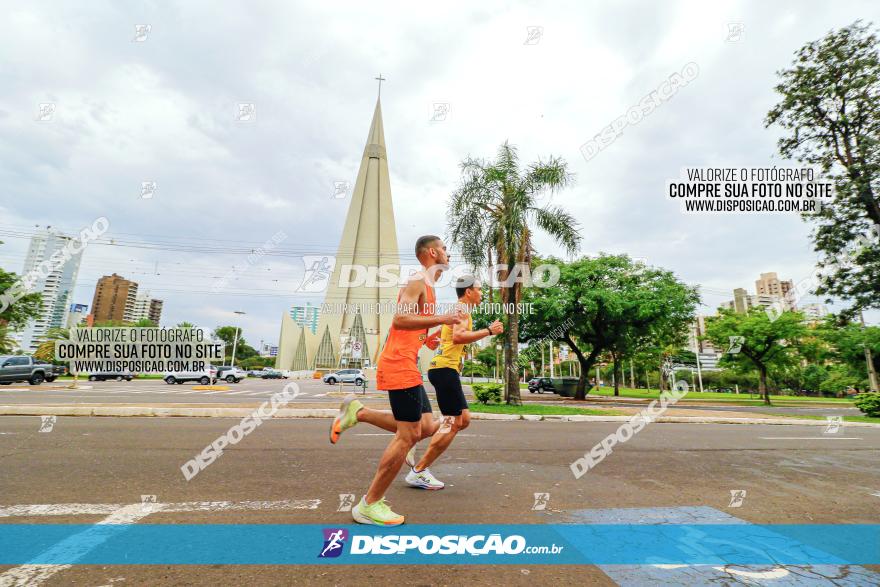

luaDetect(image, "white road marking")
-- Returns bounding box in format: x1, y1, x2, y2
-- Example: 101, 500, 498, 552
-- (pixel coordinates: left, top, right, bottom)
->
0, 498, 321, 585
759, 437, 862, 440
313, 393, 327, 397
871, 491, 880, 498
0, 503, 156, 587
0, 499, 321, 517
225, 390, 259, 396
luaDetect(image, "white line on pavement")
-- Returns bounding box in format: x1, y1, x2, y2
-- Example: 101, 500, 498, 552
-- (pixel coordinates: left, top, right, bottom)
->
0, 499, 321, 517
0, 503, 156, 587
759, 437, 862, 440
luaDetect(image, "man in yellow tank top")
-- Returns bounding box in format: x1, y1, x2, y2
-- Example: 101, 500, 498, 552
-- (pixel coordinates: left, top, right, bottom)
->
405, 275, 503, 489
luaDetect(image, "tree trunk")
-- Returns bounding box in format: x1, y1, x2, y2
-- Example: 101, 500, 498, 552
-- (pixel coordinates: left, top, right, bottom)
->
612, 352, 621, 397
566, 335, 600, 400
758, 365, 771, 406
505, 305, 522, 405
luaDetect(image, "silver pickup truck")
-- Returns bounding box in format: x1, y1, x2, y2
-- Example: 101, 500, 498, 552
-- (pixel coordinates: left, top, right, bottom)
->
0, 355, 66, 385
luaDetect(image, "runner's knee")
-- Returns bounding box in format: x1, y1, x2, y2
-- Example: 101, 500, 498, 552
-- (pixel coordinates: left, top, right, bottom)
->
458, 414, 470, 430
397, 425, 421, 445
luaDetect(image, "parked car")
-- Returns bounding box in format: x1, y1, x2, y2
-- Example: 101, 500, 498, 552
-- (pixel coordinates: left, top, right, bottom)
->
260, 369, 287, 379
87, 371, 133, 382
527, 377, 555, 394
215, 366, 246, 383
0, 355, 66, 385
163, 365, 218, 385
323, 369, 367, 386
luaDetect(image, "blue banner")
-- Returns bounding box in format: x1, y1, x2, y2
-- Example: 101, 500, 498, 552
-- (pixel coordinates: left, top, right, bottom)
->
0, 524, 877, 565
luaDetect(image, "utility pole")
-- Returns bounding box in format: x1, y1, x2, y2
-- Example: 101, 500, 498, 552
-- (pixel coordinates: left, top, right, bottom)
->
693, 325, 704, 393
629, 359, 635, 389
230, 310, 246, 368
549, 341, 555, 378
860, 311, 879, 392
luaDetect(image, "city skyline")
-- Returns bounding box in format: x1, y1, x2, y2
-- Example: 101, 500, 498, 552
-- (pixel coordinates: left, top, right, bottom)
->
1, 1, 878, 347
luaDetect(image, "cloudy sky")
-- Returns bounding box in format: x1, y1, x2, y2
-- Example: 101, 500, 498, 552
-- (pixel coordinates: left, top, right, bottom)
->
1, 0, 878, 347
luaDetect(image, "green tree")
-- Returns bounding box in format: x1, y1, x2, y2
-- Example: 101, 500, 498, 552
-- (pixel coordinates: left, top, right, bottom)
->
766, 21, 880, 312
0, 266, 43, 353
447, 142, 582, 405
176, 321, 194, 328
475, 346, 498, 370
520, 255, 699, 399
704, 308, 808, 405
213, 325, 257, 363
815, 316, 879, 391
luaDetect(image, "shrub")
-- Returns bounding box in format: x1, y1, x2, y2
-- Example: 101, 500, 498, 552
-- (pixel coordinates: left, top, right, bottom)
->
472, 383, 502, 404
854, 393, 880, 418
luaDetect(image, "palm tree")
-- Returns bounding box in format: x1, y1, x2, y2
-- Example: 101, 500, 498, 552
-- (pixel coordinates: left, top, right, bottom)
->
33, 327, 79, 388
448, 142, 581, 404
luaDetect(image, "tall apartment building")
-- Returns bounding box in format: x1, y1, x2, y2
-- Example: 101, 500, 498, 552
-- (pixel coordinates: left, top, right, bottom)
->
289, 303, 320, 334
755, 272, 793, 299
17, 228, 83, 352
801, 303, 829, 322
129, 292, 163, 324
91, 274, 138, 322
724, 287, 791, 314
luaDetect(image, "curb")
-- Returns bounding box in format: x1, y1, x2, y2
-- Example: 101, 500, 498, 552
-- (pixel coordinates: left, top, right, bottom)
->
0, 405, 877, 426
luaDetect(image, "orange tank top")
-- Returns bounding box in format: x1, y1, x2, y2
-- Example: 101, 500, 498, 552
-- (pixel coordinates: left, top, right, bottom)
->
376, 278, 436, 390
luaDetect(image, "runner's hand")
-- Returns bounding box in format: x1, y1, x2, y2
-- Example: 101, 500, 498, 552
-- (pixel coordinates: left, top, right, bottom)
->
424, 330, 440, 350
488, 320, 504, 335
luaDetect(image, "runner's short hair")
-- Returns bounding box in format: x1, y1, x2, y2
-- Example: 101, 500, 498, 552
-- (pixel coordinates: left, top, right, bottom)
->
415, 235, 441, 258
456, 275, 478, 298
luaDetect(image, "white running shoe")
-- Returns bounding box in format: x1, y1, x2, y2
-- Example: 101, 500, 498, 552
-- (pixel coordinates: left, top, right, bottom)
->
405, 444, 417, 468
405, 466, 444, 490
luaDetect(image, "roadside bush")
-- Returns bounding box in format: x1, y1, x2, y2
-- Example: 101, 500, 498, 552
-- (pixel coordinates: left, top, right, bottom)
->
472, 383, 502, 404
854, 393, 880, 418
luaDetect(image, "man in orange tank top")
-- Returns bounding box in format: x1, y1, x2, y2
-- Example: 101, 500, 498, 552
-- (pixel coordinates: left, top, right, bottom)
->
329, 235, 465, 526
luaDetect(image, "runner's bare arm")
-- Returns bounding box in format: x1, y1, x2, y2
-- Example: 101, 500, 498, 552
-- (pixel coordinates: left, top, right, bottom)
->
452, 319, 503, 344
392, 279, 464, 330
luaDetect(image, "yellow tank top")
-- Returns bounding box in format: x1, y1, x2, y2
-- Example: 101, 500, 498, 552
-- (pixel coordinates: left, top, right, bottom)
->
429, 314, 473, 372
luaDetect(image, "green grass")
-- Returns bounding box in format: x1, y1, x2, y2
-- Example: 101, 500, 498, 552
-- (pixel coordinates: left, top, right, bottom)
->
469, 403, 623, 416
518, 383, 855, 404
775, 413, 880, 424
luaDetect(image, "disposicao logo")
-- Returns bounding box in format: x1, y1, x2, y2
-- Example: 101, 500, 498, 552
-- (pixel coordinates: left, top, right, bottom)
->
319, 528, 348, 558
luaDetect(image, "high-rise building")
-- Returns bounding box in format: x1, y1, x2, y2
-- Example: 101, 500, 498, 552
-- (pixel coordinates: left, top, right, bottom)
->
148, 298, 163, 324
66, 303, 89, 329
755, 272, 793, 299
724, 287, 790, 314
801, 303, 829, 322
289, 303, 319, 334
91, 274, 138, 323
17, 228, 83, 352
129, 292, 163, 324
276, 93, 401, 372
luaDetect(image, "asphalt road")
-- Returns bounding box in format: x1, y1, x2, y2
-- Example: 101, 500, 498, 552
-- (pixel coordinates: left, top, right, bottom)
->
1, 416, 878, 585
0, 379, 865, 419
0, 378, 377, 405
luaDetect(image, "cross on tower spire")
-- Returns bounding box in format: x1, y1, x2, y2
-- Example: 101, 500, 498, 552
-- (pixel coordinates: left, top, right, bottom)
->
375, 73, 386, 98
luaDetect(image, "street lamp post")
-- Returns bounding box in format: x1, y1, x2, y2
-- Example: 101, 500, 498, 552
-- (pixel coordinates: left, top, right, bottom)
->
230, 310, 246, 368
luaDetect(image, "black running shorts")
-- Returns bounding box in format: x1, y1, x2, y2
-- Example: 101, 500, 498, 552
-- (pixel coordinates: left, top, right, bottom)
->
427, 367, 469, 416
387, 385, 433, 422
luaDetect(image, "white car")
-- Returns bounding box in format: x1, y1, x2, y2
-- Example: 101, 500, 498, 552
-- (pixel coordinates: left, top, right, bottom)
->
163, 365, 218, 385
216, 366, 246, 383
323, 369, 367, 386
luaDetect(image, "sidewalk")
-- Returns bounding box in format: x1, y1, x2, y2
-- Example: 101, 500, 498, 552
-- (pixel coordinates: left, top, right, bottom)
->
2, 402, 878, 427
